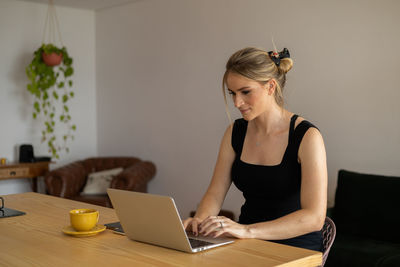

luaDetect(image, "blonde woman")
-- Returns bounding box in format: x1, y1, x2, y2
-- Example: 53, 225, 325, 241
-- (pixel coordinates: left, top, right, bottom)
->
183, 47, 327, 251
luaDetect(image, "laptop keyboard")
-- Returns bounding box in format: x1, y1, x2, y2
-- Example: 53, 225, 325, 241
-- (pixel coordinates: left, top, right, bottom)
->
189, 238, 214, 248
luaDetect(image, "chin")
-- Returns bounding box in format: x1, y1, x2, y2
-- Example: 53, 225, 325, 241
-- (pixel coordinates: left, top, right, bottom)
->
241, 113, 255, 121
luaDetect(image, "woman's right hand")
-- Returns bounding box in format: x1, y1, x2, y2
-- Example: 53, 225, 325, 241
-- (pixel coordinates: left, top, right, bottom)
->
182, 217, 203, 236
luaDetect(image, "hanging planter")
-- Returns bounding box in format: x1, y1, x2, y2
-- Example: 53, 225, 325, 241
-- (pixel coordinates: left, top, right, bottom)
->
42, 51, 63, 66
25, 0, 76, 159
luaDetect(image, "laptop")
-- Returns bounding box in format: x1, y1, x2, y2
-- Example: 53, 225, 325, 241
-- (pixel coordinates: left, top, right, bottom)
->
107, 188, 234, 253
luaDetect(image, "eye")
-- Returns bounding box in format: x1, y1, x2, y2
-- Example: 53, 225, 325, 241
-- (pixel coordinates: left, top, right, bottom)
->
228, 91, 235, 95
242, 90, 250, 95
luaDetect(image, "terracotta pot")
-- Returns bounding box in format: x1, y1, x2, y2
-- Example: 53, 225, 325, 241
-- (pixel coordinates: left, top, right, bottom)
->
42, 52, 63, 66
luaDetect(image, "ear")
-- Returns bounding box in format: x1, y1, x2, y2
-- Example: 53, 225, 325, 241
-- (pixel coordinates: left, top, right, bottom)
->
266, 79, 277, 95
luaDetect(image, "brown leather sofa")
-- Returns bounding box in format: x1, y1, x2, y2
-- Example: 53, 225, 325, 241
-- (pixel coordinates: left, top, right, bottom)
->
45, 157, 156, 207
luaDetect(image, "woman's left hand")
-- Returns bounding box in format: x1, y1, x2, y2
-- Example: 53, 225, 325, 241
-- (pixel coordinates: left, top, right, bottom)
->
199, 215, 251, 239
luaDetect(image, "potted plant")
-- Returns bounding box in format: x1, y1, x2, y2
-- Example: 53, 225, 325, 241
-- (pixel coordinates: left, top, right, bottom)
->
41, 44, 63, 66
25, 43, 76, 159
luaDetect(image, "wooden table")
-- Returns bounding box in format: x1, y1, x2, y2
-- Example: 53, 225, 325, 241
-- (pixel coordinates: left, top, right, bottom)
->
0, 193, 322, 267
0, 162, 51, 192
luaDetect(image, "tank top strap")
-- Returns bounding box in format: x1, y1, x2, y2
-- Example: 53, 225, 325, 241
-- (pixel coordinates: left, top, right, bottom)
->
231, 119, 248, 155
290, 119, 319, 157
288, 114, 299, 145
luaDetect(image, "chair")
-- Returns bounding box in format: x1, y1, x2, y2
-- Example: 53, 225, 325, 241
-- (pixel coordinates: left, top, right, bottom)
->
45, 157, 156, 207
325, 170, 400, 267
321, 216, 336, 266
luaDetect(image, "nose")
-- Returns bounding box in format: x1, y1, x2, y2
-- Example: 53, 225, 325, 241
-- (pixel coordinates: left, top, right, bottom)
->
233, 94, 244, 108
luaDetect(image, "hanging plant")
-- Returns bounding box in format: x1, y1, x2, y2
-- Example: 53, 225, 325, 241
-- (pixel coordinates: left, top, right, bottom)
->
24, 0, 77, 159
26, 43, 76, 159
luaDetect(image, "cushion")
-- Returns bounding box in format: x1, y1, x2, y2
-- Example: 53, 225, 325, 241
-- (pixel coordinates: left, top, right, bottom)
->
326, 233, 400, 267
82, 168, 123, 195
333, 170, 400, 242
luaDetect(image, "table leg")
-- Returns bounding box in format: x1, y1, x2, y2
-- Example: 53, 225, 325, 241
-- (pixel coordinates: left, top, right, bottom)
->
31, 177, 38, 192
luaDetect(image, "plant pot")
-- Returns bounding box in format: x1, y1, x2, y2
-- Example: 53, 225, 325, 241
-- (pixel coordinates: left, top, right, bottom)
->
42, 52, 63, 66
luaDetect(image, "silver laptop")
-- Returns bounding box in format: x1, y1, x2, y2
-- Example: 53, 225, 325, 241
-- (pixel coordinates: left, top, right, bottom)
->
107, 188, 234, 253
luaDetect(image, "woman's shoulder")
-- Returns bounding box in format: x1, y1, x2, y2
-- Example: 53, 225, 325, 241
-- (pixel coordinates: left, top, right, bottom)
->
294, 115, 318, 132
292, 115, 322, 147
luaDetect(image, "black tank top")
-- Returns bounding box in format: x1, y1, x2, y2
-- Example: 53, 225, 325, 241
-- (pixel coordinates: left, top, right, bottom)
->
231, 114, 323, 251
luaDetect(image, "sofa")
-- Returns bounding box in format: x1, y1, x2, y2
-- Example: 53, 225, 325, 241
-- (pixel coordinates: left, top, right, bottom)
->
45, 157, 156, 207
325, 170, 400, 267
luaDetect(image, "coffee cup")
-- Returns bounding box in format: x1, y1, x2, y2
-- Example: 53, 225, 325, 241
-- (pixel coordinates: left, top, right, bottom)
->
70, 208, 99, 231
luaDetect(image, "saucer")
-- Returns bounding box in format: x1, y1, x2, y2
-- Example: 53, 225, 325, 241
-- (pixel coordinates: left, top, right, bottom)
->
62, 224, 106, 237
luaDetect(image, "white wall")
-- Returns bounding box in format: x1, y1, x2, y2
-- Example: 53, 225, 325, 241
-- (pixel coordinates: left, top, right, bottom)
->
0, 0, 97, 194
96, 0, 400, 219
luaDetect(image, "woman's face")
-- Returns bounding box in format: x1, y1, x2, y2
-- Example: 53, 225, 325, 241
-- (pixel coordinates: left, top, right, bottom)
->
226, 72, 273, 121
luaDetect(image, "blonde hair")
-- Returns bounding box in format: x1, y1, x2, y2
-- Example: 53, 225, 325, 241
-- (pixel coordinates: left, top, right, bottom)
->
222, 47, 293, 123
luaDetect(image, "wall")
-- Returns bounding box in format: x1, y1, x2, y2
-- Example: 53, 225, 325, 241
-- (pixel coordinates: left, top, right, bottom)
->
0, 0, 97, 194
94, 0, 400, 219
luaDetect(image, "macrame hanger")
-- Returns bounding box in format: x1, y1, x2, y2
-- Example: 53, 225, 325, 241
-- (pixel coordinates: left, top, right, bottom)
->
42, 0, 63, 46
271, 36, 278, 55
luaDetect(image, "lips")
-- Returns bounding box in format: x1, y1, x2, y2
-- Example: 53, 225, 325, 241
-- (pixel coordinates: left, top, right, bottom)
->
239, 108, 250, 114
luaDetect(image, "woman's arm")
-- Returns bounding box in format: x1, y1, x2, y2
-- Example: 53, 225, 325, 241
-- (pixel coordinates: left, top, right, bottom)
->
200, 127, 327, 240
183, 125, 236, 235
246, 127, 327, 239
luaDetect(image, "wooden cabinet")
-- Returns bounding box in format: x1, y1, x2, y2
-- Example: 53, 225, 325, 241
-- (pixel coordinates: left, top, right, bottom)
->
0, 162, 51, 192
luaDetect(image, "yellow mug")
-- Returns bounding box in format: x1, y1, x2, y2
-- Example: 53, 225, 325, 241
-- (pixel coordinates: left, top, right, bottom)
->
70, 209, 99, 231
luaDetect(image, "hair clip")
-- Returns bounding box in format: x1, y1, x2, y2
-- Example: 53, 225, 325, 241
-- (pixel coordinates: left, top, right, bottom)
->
268, 48, 290, 66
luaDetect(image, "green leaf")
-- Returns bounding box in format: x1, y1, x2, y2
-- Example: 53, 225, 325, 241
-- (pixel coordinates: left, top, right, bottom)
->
63, 105, 69, 112
64, 57, 73, 66
33, 113, 37, 119
70, 91, 74, 97
68, 80, 73, 87
71, 125, 76, 131
60, 115, 65, 121
53, 91, 59, 100
64, 67, 73, 77
42, 44, 62, 54
50, 113, 55, 119
62, 95, 68, 103
58, 82, 64, 88
27, 84, 33, 93
34, 102, 40, 113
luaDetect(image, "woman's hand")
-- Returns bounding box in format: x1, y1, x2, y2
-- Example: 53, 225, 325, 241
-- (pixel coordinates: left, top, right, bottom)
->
199, 216, 251, 239
183, 217, 203, 236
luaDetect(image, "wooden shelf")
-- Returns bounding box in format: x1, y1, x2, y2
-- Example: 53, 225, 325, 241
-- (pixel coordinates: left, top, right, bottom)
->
0, 162, 51, 191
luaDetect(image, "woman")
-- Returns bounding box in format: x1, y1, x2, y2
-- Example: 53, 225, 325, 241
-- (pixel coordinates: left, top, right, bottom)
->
183, 47, 327, 251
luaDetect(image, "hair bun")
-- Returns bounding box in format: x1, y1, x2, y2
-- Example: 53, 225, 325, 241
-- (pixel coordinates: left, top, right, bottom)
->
278, 57, 293, 74
268, 48, 293, 74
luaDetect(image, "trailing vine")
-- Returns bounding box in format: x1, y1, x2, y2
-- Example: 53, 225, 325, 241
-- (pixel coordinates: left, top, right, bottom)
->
26, 43, 76, 159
